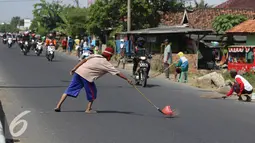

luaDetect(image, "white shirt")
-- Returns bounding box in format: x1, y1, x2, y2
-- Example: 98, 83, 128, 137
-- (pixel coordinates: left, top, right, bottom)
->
235, 75, 253, 91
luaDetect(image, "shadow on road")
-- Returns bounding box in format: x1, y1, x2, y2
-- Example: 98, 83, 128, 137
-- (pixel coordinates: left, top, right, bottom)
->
0, 85, 67, 89
60, 110, 144, 116
145, 84, 160, 88
96, 110, 143, 115
0, 100, 20, 143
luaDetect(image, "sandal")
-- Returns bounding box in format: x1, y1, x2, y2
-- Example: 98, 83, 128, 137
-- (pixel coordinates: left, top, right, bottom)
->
85, 110, 97, 114
54, 108, 61, 112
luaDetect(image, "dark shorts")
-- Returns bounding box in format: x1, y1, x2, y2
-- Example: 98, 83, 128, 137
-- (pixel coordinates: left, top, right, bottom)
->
233, 82, 253, 94
65, 73, 97, 101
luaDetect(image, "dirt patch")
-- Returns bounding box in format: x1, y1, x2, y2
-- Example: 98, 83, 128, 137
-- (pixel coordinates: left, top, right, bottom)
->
200, 94, 224, 99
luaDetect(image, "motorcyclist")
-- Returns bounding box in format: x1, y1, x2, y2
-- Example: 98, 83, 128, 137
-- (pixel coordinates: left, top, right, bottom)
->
30, 33, 37, 50
45, 33, 56, 46
22, 31, 31, 51
45, 33, 57, 56
2, 33, 6, 39
132, 37, 151, 76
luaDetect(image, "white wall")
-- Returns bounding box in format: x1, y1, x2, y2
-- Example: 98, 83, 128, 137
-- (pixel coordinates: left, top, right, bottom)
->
24, 19, 31, 29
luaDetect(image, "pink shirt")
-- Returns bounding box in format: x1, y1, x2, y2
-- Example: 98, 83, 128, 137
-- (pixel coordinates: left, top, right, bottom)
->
75, 54, 120, 82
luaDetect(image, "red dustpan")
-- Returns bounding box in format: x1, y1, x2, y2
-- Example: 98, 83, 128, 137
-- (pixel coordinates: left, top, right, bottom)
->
161, 105, 179, 117
162, 106, 173, 115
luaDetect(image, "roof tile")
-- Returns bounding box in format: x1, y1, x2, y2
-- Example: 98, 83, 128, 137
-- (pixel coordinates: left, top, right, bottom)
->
227, 20, 255, 33
160, 9, 255, 30
216, 0, 255, 9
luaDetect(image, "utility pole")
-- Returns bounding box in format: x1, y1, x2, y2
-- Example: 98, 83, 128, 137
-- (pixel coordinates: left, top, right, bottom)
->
127, 0, 131, 31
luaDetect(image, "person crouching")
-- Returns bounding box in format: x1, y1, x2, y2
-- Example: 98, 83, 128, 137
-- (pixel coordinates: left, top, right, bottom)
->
222, 70, 253, 102
54, 47, 132, 113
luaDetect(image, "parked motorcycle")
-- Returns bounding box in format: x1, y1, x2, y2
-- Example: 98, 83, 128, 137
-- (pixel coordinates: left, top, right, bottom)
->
134, 55, 152, 87
46, 44, 55, 61
7, 38, 12, 48
22, 41, 29, 55
35, 42, 43, 56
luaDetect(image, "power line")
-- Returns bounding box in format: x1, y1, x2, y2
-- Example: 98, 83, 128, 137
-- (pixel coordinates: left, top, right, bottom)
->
0, 0, 39, 2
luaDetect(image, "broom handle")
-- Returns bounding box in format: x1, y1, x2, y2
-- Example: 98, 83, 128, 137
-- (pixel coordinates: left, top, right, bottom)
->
132, 84, 159, 109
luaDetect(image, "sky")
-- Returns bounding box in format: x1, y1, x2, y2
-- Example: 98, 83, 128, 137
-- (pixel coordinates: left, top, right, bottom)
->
0, 0, 227, 23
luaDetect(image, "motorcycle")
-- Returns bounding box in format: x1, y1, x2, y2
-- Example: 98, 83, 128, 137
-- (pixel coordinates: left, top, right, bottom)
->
35, 42, 43, 56
2, 38, 7, 44
22, 41, 29, 55
46, 44, 55, 61
12, 37, 16, 43
7, 38, 12, 48
79, 47, 92, 61
31, 39, 36, 50
134, 55, 152, 87
18, 40, 23, 48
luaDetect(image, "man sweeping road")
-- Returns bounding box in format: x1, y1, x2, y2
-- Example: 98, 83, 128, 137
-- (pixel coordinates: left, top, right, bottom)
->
54, 47, 132, 113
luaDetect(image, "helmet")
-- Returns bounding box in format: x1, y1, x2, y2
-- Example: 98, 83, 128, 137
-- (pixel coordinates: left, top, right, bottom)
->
49, 33, 53, 39
136, 37, 145, 47
24, 31, 29, 36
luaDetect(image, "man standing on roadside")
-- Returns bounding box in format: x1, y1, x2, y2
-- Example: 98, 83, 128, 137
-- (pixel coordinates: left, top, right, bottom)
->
163, 39, 172, 79
54, 47, 132, 113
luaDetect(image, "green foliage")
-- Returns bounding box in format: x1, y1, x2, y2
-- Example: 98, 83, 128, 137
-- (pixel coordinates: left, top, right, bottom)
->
31, 0, 64, 33
0, 16, 21, 32
106, 40, 115, 48
212, 14, 248, 34
28, 0, 185, 39
194, 0, 214, 8
86, 0, 185, 38
56, 7, 88, 37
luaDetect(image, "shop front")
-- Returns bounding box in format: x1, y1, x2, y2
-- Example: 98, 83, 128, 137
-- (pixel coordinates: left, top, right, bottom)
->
228, 45, 255, 72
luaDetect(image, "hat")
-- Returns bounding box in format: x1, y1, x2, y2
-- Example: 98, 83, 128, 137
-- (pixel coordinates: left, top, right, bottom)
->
164, 39, 169, 42
103, 47, 114, 57
177, 52, 184, 57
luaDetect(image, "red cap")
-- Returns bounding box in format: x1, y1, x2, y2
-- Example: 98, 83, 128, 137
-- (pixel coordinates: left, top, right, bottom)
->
103, 47, 114, 57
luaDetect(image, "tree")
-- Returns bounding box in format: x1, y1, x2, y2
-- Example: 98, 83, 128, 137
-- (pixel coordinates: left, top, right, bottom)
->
194, 0, 213, 8
31, 0, 64, 34
86, 0, 185, 41
19, 19, 24, 26
10, 16, 20, 30
212, 14, 248, 34
56, 7, 88, 37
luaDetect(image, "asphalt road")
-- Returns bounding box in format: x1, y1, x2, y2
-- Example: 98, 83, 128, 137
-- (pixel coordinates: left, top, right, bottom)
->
0, 43, 255, 143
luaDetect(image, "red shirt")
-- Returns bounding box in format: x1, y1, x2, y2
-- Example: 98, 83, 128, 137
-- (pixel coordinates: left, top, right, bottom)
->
62, 39, 67, 47
226, 77, 245, 96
